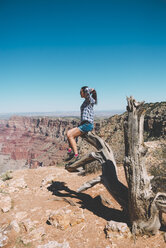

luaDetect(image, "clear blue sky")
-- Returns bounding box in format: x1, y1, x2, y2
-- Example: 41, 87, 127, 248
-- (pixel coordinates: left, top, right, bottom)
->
0, 0, 166, 113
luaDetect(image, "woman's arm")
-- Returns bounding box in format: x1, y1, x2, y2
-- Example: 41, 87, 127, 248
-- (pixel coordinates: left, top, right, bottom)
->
84, 87, 96, 104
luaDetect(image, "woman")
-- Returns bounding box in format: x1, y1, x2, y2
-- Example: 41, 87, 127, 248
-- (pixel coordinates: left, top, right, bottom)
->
64, 86, 97, 164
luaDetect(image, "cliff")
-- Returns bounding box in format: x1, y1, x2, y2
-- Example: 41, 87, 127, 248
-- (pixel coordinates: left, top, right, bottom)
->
0, 101, 165, 174
0, 116, 80, 173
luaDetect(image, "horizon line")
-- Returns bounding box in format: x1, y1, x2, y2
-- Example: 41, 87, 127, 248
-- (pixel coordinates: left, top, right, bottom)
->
0, 109, 125, 115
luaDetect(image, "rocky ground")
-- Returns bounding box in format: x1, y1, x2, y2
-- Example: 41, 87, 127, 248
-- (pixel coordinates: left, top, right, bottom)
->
0, 163, 166, 248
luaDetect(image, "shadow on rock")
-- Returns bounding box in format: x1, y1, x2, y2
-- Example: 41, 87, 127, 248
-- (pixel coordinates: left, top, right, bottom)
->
47, 181, 128, 223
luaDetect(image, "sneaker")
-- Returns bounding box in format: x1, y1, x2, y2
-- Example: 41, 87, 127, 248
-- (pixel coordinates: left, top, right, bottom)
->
66, 155, 79, 165
63, 151, 75, 162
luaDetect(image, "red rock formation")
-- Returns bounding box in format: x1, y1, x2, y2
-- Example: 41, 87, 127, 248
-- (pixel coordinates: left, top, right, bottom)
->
0, 116, 80, 169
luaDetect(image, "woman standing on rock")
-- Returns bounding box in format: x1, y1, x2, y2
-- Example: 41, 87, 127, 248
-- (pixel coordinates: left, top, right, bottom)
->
64, 86, 97, 164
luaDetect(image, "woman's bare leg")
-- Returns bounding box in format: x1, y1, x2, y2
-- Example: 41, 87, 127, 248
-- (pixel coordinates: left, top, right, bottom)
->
67, 127, 82, 154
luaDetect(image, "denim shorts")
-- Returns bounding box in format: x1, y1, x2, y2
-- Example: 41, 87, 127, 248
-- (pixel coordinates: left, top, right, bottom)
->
78, 121, 94, 133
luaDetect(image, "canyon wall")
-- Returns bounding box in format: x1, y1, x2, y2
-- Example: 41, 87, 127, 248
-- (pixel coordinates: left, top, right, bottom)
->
0, 101, 165, 174
0, 116, 80, 173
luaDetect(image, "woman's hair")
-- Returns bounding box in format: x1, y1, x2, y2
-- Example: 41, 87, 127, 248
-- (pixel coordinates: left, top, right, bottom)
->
92, 89, 97, 104
81, 86, 97, 104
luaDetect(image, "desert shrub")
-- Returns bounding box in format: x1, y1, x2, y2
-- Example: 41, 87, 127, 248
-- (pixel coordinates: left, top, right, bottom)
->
1, 171, 13, 181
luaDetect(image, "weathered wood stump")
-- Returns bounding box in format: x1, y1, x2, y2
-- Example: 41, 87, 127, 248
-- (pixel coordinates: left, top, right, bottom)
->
124, 96, 166, 235
65, 96, 166, 236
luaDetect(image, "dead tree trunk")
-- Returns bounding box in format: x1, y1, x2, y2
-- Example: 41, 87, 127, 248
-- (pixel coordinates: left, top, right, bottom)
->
65, 96, 166, 236
124, 96, 166, 235
65, 132, 128, 210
